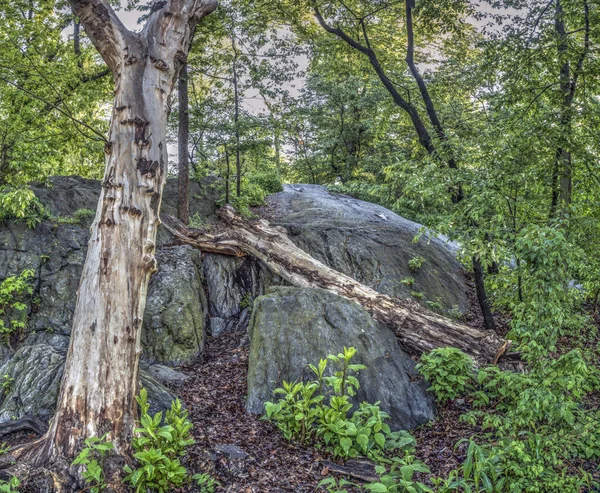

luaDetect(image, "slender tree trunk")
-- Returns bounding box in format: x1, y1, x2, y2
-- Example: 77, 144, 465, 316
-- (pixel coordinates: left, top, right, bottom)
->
178, 64, 190, 224
472, 256, 496, 331
18, 0, 217, 479
225, 146, 231, 204
550, 0, 589, 217
232, 36, 242, 198
405, 0, 463, 202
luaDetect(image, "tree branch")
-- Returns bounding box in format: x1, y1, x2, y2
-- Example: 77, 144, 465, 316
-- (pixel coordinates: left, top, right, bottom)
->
68, 0, 132, 73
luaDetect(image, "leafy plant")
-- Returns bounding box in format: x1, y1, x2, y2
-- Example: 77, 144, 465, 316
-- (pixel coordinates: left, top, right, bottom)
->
0, 270, 34, 348
400, 277, 415, 286
239, 291, 254, 311
0, 188, 45, 228
1, 375, 13, 393
265, 348, 415, 460
410, 291, 424, 300
408, 256, 425, 272
123, 389, 195, 493
365, 454, 432, 493
416, 348, 475, 403
71, 435, 114, 493
0, 476, 20, 493
318, 476, 361, 493
192, 473, 220, 493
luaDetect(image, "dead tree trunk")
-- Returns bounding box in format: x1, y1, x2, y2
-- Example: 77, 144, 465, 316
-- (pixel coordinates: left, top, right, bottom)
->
17, 0, 217, 479
162, 208, 511, 365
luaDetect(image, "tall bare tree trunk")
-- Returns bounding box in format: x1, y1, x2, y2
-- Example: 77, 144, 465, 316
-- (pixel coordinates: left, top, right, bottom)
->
20, 0, 217, 477
178, 63, 190, 224
232, 36, 242, 198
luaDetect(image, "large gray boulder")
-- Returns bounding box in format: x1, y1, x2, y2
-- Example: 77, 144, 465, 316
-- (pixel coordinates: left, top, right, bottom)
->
246, 287, 435, 430
0, 344, 177, 422
267, 185, 468, 315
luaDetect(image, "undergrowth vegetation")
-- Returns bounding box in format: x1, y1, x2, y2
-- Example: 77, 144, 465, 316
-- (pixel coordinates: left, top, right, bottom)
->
71, 388, 218, 493
0, 270, 34, 348
266, 336, 600, 492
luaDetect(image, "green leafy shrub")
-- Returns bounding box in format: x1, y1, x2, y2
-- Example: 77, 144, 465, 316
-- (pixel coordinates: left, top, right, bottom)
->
408, 256, 425, 272
72, 435, 114, 493
365, 454, 432, 492
0, 270, 34, 348
416, 348, 475, 403
264, 347, 415, 459
318, 476, 359, 492
123, 389, 195, 493
399, 277, 414, 286
0, 476, 20, 493
192, 473, 220, 493
252, 171, 283, 194
0, 188, 45, 228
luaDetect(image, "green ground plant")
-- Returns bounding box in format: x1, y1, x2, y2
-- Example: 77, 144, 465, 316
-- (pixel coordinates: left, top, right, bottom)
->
0, 270, 34, 348
0, 476, 20, 493
123, 389, 196, 493
264, 347, 416, 460
71, 435, 114, 493
0, 188, 45, 229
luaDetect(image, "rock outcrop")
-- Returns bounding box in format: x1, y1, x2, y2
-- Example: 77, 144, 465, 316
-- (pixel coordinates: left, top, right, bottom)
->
246, 287, 436, 430
267, 185, 468, 315
0, 177, 468, 425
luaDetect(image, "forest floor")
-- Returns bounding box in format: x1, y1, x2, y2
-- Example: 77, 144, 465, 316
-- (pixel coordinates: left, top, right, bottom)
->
10, 281, 600, 492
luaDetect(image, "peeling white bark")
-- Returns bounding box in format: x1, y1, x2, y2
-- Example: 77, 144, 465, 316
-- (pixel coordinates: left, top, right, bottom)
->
22, 0, 217, 473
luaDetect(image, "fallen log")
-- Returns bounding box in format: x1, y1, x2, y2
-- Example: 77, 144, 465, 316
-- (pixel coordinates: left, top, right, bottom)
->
161, 206, 511, 364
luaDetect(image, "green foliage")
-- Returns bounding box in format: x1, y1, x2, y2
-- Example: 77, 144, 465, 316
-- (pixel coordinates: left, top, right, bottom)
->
416, 348, 475, 403
0, 270, 34, 347
366, 455, 432, 493
72, 435, 114, 493
239, 291, 254, 311
1, 375, 13, 393
409, 291, 424, 300
500, 224, 587, 361
264, 348, 415, 460
0, 477, 19, 493
252, 171, 283, 194
53, 208, 96, 225
191, 473, 220, 493
123, 389, 195, 493
408, 256, 425, 272
0, 188, 45, 228
318, 476, 360, 493
399, 277, 414, 287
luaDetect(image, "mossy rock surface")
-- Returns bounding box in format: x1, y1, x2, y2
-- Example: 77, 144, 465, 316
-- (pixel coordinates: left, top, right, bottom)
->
246, 286, 436, 430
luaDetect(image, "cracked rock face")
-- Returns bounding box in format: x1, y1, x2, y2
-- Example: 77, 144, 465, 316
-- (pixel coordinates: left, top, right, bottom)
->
267, 184, 468, 315
0, 177, 465, 428
246, 287, 436, 430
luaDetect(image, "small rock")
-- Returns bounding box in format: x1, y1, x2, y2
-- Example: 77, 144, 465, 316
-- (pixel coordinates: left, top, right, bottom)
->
143, 364, 189, 386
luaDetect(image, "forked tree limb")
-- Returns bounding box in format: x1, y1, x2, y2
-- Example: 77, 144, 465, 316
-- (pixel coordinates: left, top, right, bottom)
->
161, 206, 511, 364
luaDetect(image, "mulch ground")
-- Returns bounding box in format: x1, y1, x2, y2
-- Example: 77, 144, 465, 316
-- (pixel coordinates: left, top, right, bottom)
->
173, 332, 326, 492
171, 329, 479, 492
9, 287, 600, 491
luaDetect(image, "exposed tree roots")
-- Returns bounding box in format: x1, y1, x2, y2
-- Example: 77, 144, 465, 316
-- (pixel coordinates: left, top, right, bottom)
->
162, 206, 512, 364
